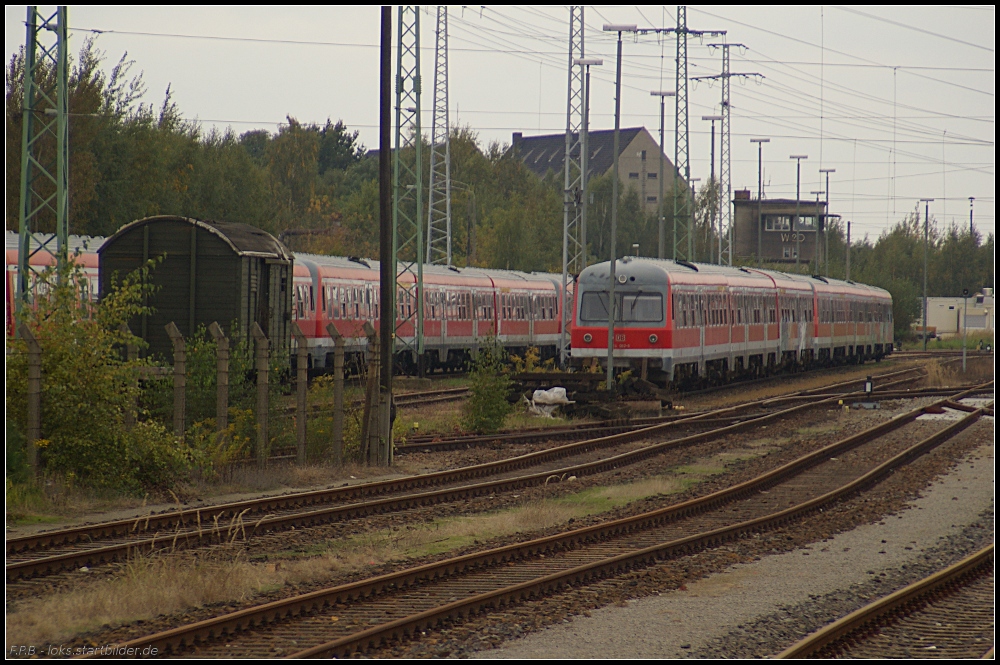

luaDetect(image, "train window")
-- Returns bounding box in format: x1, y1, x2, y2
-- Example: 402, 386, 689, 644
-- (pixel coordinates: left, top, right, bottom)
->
621, 293, 663, 323
580, 292, 610, 321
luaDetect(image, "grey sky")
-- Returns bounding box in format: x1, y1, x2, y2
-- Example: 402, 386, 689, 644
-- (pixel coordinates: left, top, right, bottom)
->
6, 5, 995, 239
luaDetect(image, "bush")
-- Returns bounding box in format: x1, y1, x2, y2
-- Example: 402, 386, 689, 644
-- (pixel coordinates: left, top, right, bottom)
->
462, 337, 514, 434
6, 259, 191, 494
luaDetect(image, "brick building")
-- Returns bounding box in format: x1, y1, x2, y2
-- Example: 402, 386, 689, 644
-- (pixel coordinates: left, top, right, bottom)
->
510, 127, 682, 213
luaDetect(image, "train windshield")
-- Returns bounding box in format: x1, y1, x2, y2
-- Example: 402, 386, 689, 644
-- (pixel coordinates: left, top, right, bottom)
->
580, 291, 663, 323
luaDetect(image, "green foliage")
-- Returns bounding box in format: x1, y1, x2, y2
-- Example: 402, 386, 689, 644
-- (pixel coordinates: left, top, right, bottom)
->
6, 260, 190, 493
462, 338, 514, 434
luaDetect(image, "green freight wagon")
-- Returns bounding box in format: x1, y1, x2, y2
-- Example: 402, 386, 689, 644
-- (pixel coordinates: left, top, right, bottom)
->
98, 215, 293, 360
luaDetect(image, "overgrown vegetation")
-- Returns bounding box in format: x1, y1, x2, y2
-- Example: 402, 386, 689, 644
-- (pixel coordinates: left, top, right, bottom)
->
462, 338, 514, 434
6, 260, 187, 496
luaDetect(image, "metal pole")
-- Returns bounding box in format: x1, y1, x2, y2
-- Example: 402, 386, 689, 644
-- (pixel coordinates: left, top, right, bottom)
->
846, 221, 851, 281
607, 30, 624, 392
962, 289, 968, 372
751, 138, 768, 267
811, 191, 823, 273
701, 116, 722, 264
820, 168, 835, 276
581, 64, 593, 267
652, 90, 675, 260
790, 155, 808, 270
379, 6, 393, 464
709, 119, 716, 264
920, 198, 934, 352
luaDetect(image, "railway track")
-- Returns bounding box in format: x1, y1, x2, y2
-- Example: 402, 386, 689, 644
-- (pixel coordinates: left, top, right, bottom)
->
778, 545, 994, 658
4, 368, 948, 583
104, 384, 991, 657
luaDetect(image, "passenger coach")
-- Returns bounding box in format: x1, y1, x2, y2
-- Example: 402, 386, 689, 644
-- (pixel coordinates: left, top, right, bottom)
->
571, 257, 892, 387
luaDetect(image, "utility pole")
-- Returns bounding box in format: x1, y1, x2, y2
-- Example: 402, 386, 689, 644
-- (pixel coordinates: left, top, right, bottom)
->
603, 23, 635, 391
378, 6, 393, 465
578, 57, 599, 273
920, 198, 934, 352
811, 190, 824, 273
616, 13, 723, 262
820, 168, 835, 275
702, 115, 722, 264
652, 91, 675, 259
426, 6, 452, 266
393, 6, 425, 375
790, 155, 808, 270
694, 43, 761, 266
750, 138, 769, 266
846, 220, 851, 281
559, 6, 586, 368
17, 6, 69, 320
969, 196, 975, 235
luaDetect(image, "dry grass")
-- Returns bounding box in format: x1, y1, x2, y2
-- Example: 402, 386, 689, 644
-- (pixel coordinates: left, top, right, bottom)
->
6, 551, 279, 648
4, 474, 699, 648
922, 357, 994, 387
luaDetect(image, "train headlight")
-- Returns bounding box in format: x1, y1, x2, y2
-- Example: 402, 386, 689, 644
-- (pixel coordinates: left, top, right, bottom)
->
583, 333, 593, 343
649, 334, 658, 344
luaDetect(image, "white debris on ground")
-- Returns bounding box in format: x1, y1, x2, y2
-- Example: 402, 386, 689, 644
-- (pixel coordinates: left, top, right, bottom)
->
527, 387, 574, 418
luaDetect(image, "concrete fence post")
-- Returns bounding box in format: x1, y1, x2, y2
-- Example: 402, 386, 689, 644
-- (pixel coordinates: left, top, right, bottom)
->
120, 324, 138, 430
208, 322, 229, 433
292, 321, 308, 465
250, 322, 269, 468
165, 322, 186, 439
326, 323, 345, 465
18, 324, 41, 476
361, 322, 378, 465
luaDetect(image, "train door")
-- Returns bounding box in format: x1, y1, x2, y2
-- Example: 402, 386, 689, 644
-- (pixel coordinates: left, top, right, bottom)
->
528, 292, 535, 344
697, 290, 706, 377
736, 290, 748, 370
779, 293, 790, 359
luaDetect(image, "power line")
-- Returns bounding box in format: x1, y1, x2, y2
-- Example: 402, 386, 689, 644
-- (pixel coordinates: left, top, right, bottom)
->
832, 6, 995, 53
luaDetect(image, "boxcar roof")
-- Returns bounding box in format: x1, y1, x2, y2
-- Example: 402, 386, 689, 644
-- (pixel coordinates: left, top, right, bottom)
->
99, 216, 292, 263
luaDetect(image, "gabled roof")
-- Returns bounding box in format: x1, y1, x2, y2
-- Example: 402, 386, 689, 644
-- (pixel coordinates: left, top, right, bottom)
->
510, 127, 651, 181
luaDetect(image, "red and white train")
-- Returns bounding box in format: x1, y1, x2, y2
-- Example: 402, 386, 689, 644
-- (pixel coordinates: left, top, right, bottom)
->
7, 231, 894, 386
4, 232, 103, 336
291, 253, 564, 371
571, 257, 893, 386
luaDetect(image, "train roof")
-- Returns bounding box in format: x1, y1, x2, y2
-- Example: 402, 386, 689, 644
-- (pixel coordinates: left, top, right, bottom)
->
5, 230, 106, 255
580, 257, 891, 299
295, 251, 556, 288
579, 257, 775, 288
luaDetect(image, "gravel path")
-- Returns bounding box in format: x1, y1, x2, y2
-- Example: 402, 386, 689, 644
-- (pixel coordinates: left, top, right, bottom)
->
475, 426, 995, 659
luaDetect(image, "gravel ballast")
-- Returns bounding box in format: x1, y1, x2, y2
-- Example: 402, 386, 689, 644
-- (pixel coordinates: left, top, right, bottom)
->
475, 429, 995, 659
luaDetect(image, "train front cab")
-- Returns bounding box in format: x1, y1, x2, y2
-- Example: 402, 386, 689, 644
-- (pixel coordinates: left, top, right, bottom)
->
570, 257, 671, 381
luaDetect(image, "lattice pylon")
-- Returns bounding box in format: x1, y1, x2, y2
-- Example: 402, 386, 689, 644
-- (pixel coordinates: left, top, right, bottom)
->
17, 6, 69, 319
559, 6, 585, 366
720, 44, 732, 266
393, 6, 424, 366
672, 6, 691, 262
426, 6, 451, 266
